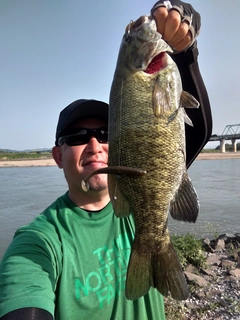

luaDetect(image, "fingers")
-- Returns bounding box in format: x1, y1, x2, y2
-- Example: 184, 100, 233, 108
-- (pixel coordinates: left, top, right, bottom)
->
172, 29, 192, 52
152, 7, 192, 51
152, 6, 168, 36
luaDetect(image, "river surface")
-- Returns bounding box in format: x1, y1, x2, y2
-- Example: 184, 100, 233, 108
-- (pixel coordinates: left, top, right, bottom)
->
0, 159, 240, 260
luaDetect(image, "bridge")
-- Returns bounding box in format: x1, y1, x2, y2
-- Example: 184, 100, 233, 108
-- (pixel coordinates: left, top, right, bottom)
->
209, 124, 240, 152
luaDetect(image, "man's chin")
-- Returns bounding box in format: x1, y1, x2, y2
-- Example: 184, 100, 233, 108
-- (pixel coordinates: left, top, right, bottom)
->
87, 176, 108, 192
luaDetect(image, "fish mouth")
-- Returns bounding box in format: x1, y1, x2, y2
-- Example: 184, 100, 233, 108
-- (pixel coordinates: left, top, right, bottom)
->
144, 52, 165, 74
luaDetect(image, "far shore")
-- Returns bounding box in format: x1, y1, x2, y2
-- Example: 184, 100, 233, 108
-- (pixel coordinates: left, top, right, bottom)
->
197, 152, 240, 160
0, 152, 240, 168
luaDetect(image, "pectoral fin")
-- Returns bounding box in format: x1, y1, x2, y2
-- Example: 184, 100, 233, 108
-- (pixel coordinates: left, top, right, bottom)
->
152, 80, 169, 117
183, 109, 193, 126
180, 91, 199, 126
170, 171, 199, 223
180, 91, 199, 109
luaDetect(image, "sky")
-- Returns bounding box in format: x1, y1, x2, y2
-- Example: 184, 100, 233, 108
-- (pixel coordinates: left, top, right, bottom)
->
1, 0, 239, 150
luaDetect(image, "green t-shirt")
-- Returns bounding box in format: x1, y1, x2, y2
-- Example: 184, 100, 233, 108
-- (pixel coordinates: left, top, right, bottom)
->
0, 192, 165, 319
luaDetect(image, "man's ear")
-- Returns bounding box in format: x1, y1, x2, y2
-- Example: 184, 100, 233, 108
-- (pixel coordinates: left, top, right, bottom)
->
52, 146, 63, 168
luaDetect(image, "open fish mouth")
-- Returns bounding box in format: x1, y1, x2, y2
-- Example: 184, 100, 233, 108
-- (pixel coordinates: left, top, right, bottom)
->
145, 52, 165, 74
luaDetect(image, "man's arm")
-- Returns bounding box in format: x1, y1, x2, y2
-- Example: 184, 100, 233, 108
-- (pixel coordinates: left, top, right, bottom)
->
152, 0, 212, 167
0, 308, 53, 320
0, 230, 58, 320
171, 43, 212, 167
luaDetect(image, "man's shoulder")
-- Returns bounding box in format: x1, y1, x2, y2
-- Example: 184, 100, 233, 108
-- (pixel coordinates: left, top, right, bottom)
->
14, 193, 68, 237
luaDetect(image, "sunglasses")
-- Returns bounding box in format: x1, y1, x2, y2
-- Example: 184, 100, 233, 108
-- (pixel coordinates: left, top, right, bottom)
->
58, 127, 108, 146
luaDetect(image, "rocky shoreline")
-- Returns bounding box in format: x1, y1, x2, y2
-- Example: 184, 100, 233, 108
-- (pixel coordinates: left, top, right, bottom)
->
165, 234, 240, 319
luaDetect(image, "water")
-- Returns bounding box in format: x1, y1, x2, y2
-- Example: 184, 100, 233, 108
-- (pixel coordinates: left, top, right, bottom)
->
0, 166, 68, 260
169, 158, 240, 237
0, 159, 240, 260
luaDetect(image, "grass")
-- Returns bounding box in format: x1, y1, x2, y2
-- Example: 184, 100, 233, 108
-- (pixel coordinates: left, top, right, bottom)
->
200, 222, 221, 240
0, 151, 52, 161
164, 298, 187, 320
201, 148, 219, 153
171, 233, 207, 269
164, 233, 207, 319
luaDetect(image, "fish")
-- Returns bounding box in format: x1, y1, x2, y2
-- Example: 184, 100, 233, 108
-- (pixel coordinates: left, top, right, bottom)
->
82, 15, 199, 301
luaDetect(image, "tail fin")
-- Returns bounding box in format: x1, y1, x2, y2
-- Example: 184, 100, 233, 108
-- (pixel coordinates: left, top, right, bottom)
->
125, 239, 188, 300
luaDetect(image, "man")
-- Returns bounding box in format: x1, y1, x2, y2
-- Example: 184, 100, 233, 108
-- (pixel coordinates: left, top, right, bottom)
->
0, 1, 212, 319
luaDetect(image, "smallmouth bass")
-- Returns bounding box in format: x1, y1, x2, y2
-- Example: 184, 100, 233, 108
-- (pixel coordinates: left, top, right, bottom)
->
82, 15, 199, 301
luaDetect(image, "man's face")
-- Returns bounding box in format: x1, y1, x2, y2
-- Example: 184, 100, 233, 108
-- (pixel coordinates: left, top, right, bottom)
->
56, 118, 109, 194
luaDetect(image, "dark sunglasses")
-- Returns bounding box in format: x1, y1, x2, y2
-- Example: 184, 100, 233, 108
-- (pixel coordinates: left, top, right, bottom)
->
58, 127, 108, 146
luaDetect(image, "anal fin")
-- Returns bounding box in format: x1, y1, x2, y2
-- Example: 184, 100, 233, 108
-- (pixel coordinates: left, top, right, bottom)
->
125, 247, 152, 300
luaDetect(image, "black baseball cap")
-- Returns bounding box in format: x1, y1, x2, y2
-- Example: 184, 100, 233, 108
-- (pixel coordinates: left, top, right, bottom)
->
55, 99, 109, 145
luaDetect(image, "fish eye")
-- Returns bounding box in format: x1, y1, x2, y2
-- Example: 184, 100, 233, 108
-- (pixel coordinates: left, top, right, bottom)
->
125, 35, 131, 43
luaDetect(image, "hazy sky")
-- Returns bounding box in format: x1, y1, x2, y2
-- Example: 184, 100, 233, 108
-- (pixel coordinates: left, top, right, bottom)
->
1, 0, 239, 150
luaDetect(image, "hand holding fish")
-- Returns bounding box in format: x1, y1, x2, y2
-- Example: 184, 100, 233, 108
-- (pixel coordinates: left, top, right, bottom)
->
151, 0, 200, 52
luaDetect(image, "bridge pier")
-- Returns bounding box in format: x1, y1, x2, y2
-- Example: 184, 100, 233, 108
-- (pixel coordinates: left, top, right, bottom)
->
220, 139, 226, 153
232, 139, 237, 152
209, 124, 240, 150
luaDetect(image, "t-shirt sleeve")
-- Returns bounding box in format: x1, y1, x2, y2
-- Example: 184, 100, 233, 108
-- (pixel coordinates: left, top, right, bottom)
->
0, 229, 61, 318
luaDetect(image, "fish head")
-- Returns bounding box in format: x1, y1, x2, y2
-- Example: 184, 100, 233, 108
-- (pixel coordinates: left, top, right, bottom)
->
117, 15, 173, 74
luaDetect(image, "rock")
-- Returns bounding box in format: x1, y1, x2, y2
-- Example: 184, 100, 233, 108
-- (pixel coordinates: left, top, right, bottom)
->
206, 254, 222, 266
206, 289, 222, 298
184, 271, 210, 287
185, 264, 197, 273
195, 291, 205, 299
225, 240, 240, 250
203, 238, 211, 246
218, 233, 236, 244
235, 233, 240, 243
203, 238, 214, 252
228, 269, 240, 279
214, 238, 225, 250
232, 252, 240, 263
200, 267, 216, 278
218, 233, 228, 241
221, 259, 235, 269
225, 234, 238, 244
169, 234, 240, 319
184, 301, 200, 310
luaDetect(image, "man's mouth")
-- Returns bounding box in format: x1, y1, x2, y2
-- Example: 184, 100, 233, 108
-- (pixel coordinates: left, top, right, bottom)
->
83, 160, 107, 167
145, 52, 165, 74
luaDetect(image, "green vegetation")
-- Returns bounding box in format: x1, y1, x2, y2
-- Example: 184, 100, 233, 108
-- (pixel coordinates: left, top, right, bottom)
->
200, 222, 221, 240
164, 299, 187, 320
0, 151, 52, 161
201, 148, 219, 153
165, 233, 207, 319
171, 233, 207, 269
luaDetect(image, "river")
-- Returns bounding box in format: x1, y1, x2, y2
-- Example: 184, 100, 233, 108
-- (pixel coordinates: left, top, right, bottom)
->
0, 158, 239, 260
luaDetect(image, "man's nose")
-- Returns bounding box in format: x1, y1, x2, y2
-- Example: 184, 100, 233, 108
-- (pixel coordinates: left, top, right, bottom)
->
85, 136, 102, 153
